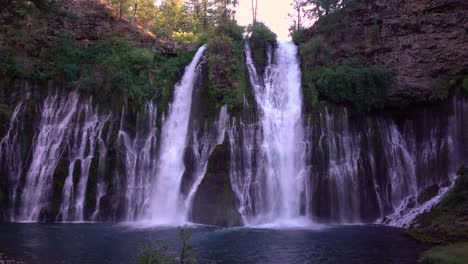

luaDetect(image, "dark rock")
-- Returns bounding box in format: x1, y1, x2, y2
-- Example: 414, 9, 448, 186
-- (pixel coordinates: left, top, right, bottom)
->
417, 184, 440, 204
191, 139, 242, 227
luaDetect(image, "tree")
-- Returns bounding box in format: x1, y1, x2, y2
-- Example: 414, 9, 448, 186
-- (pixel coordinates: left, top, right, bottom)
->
306, 0, 342, 18
251, 0, 258, 23
289, 0, 306, 31
134, 0, 158, 27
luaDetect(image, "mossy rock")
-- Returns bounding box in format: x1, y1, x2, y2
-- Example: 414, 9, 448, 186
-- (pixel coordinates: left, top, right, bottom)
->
409, 165, 468, 244
418, 185, 440, 204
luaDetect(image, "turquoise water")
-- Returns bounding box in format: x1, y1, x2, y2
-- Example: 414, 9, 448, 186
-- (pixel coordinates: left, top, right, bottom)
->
0, 224, 427, 264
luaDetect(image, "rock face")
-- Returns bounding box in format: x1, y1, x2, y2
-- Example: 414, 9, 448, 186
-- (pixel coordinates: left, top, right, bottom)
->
191, 140, 242, 227
302, 0, 468, 99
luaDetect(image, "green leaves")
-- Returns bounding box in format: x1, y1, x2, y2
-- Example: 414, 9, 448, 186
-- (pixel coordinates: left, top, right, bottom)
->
206, 20, 245, 114
306, 62, 394, 111
48, 37, 193, 106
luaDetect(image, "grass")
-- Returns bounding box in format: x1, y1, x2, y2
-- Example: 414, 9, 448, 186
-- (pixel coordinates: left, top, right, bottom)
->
419, 243, 468, 264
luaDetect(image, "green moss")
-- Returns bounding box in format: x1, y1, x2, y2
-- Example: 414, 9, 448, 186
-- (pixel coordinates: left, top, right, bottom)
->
419, 243, 468, 264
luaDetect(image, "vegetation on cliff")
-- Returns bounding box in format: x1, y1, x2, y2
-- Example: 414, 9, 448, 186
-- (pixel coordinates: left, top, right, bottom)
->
205, 19, 247, 114
408, 166, 468, 244
289, 1, 395, 111
247, 22, 277, 73
407, 166, 468, 263
290, 0, 468, 111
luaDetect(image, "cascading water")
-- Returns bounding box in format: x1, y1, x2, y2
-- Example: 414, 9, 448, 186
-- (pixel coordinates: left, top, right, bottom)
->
0, 102, 24, 221
184, 106, 228, 221
235, 41, 308, 225
144, 46, 206, 224
118, 103, 158, 221
0, 42, 466, 228
19, 93, 80, 222
57, 101, 110, 222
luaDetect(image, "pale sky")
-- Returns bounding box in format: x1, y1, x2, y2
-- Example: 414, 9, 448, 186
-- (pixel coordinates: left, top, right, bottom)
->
236, 0, 294, 40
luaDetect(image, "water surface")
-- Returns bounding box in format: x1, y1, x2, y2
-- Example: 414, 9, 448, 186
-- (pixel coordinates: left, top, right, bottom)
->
0, 224, 427, 264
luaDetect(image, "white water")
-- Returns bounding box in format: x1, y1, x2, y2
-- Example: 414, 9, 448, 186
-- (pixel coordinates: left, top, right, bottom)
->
240, 41, 308, 225
144, 46, 206, 225
184, 106, 228, 221
118, 103, 159, 221
19, 93, 79, 221
57, 101, 110, 222
0, 102, 24, 221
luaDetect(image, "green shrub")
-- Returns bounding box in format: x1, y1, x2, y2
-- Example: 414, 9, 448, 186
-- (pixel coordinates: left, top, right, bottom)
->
136, 244, 175, 264
135, 228, 197, 264
306, 61, 393, 111
419, 243, 468, 264
291, 29, 306, 45
300, 36, 332, 68
248, 22, 277, 69
47, 37, 193, 107
0, 53, 28, 79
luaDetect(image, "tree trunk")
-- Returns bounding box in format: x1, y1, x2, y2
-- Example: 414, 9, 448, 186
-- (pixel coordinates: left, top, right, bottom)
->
133, 0, 138, 22
119, 0, 123, 19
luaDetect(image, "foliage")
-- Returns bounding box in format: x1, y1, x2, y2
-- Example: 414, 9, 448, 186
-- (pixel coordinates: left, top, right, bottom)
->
419, 243, 468, 264
136, 243, 175, 264
463, 77, 468, 94
305, 61, 393, 111
299, 36, 331, 67
438, 75, 468, 98
47, 36, 193, 107
107, 0, 239, 45
135, 227, 197, 264
247, 22, 277, 70
0, 53, 25, 79
408, 166, 468, 244
205, 19, 246, 113
306, 0, 342, 18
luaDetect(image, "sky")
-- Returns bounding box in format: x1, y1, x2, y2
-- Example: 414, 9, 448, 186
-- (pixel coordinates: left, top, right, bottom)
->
236, 0, 294, 40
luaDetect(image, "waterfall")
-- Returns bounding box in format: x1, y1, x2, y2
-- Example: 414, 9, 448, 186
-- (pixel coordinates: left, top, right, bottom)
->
184, 106, 228, 222
1, 43, 466, 227
18, 93, 80, 222
381, 96, 468, 226
144, 46, 206, 224
57, 101, 110, 222
234, 41, 307, 225
118, 103, 158, 221
0, 102, 24, 221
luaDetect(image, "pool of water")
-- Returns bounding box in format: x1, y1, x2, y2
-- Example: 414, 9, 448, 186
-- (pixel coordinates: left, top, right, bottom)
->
0, 223, 427, 264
